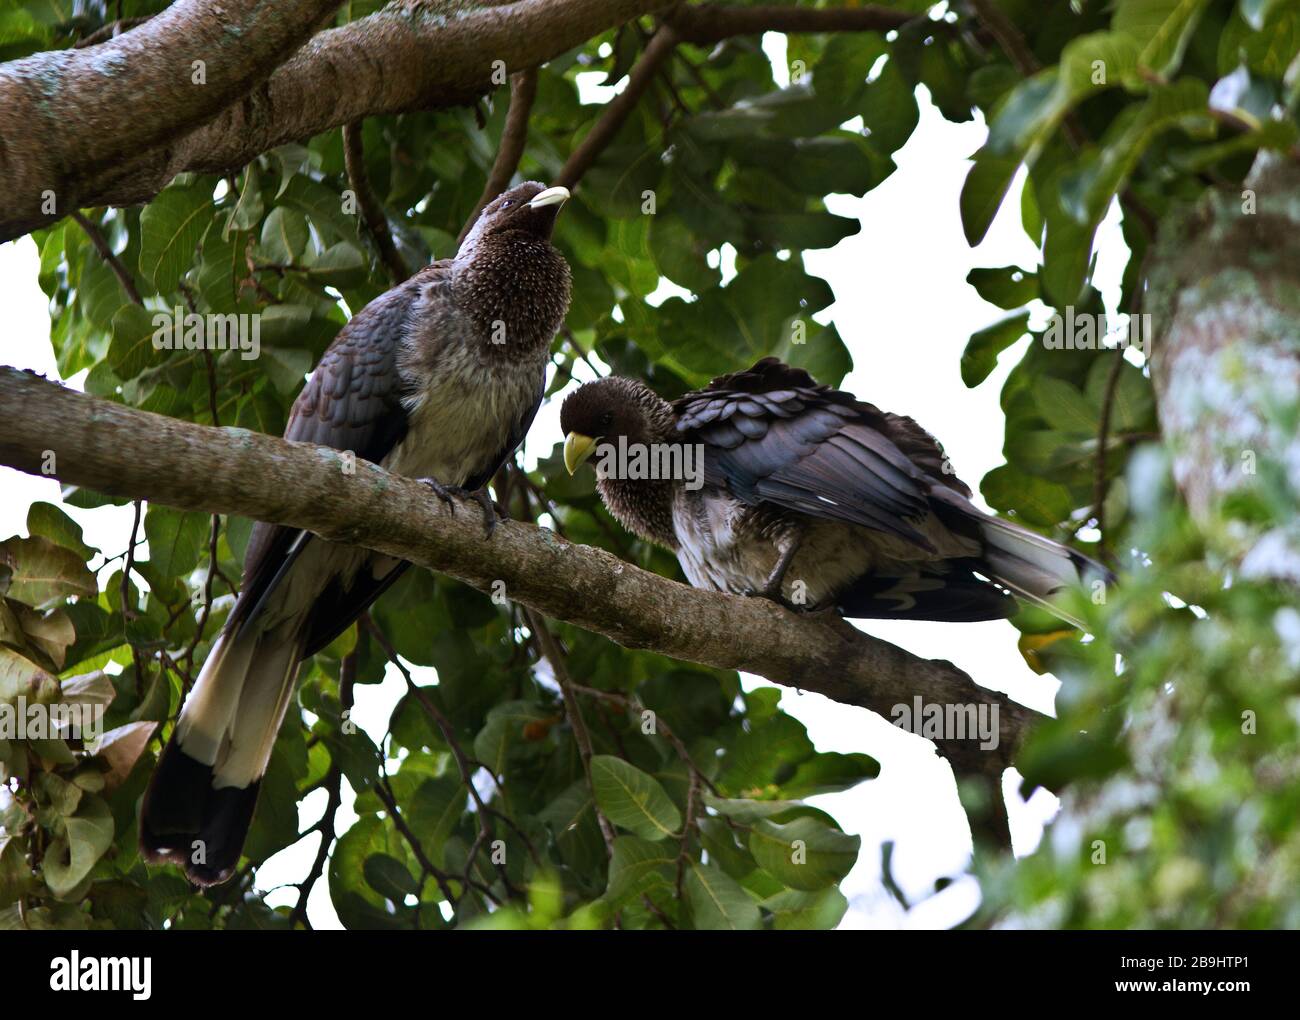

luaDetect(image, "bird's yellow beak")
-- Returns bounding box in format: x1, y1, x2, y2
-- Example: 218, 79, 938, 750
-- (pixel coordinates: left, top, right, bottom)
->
528, 185, 571, 210
563, 432, 598, 475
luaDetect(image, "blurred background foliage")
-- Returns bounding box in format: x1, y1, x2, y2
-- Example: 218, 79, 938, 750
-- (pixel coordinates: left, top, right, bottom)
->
1, 0, 1298, 929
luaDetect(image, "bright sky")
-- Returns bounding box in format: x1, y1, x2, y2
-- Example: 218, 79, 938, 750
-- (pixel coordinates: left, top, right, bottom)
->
0, 42, 1130, 927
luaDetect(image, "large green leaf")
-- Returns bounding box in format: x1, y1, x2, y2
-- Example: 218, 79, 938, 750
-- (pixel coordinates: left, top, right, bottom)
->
590, 755, 682, 841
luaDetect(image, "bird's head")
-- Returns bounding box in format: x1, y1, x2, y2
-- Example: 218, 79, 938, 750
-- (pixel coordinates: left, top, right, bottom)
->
560, 377, 675, 475
459, 181, 570, 254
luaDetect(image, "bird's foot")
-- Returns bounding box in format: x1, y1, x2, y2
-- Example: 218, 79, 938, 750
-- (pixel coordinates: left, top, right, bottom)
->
417, 478, 503, 538
419, 476, 461, 513
740, 582, 808, 613
467, 486, 506, 538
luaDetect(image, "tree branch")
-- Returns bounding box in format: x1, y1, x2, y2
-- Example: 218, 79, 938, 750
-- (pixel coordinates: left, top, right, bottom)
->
0, 0, 343, 238
0, 367, 1039, 786
1, 0, 676, 240
0, 0, 931, 240
557, 26, 679, 191
458, 69, 539, 247
343, 122, 410, 285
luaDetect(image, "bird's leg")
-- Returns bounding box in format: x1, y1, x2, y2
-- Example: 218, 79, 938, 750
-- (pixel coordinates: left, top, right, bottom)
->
416, 477, 502, 538
751, 529, 803, 605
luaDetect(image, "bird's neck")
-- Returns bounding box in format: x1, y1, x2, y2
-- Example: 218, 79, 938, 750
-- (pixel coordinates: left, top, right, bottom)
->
597, 473, 680, 551
458, 235, 572, 356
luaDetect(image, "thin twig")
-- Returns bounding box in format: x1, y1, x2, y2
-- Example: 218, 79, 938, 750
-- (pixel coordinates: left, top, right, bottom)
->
342, 121, 410, 284
557, 27, 680, 190
361, 614, 529, 902
71, 211, 142, 305
526, 609, 618, 858
291, 651, 355, 926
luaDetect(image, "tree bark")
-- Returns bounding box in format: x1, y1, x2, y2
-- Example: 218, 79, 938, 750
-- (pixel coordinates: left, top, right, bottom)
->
0, 0, 674, 240
0, 367, 1037, 792
1147, 154, 1300, 583
0, 0, 344, 239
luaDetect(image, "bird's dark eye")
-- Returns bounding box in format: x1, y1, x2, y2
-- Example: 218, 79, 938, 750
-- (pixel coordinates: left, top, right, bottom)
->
600, 412, 614, 432
501, 199, 513, 208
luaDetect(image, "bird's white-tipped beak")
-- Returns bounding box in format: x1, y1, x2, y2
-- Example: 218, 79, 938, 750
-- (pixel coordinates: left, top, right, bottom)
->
528, 185, 570, 210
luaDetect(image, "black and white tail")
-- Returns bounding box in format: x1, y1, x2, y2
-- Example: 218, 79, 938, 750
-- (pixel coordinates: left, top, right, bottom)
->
976, 515, 1112, 629
140, 623, 303, 887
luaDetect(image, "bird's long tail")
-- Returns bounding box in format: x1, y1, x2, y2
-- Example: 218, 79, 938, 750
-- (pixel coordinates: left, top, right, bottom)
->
976, 515, 1112, 629
140, 622, 303, 886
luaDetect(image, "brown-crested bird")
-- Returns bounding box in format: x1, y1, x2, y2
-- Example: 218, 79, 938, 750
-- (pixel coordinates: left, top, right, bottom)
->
561, 358, 1109, 626
141, 182, 571, 885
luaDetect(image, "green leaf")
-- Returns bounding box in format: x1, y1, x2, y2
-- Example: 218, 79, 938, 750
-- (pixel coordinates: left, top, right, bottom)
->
108, 304, 163, 382
749, 817, 860, 891
138, 183, 213, 292
143, 505, 207, 579
260, 207, 309, 265
0, 646, 60, 708
960, 149, 1021, 247
364, 853, 419, 901
590, 755, 682, 841
43, 794, 113, 897
762, 887, 849, 930
227, 164, 265, 234
961, 312, 1030, 388
605, 835, 676, 903
967, 266, 1038, 310
26, 503, 95, 560
0, 536, 96, 608
981, 464, 1076, 527
684, 862, 761, 930
1113, 0, 1210, 79
1035, 377, 1100, 434
306, 242, 369, 288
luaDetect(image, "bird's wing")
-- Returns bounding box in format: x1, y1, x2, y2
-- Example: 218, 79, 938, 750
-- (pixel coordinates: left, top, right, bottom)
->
229, 263, 453, 648
673, 358, 956, 550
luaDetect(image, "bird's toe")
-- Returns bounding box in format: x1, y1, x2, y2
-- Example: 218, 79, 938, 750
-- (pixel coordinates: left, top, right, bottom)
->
418, 476, 458, 512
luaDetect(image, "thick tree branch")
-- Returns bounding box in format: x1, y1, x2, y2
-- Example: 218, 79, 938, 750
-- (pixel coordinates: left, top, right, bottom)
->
0, 0, 675, 240
0, 0, 343, 238
0, 367, 1038, 785
0, 0, 934, 241
458, 69, 539, 246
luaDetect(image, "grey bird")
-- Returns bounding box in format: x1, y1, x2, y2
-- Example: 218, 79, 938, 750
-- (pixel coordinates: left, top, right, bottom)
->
141, 181, 571, 885
560, 358, 1110, 626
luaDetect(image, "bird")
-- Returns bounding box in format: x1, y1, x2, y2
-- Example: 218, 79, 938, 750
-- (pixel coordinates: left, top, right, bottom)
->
140, 181, 572, 886
560, 357, 1110, 627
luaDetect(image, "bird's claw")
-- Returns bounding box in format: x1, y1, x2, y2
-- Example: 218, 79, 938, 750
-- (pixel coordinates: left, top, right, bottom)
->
468, 487, 506, 538
419, 477, 460, 513
417, 478, 502, 538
